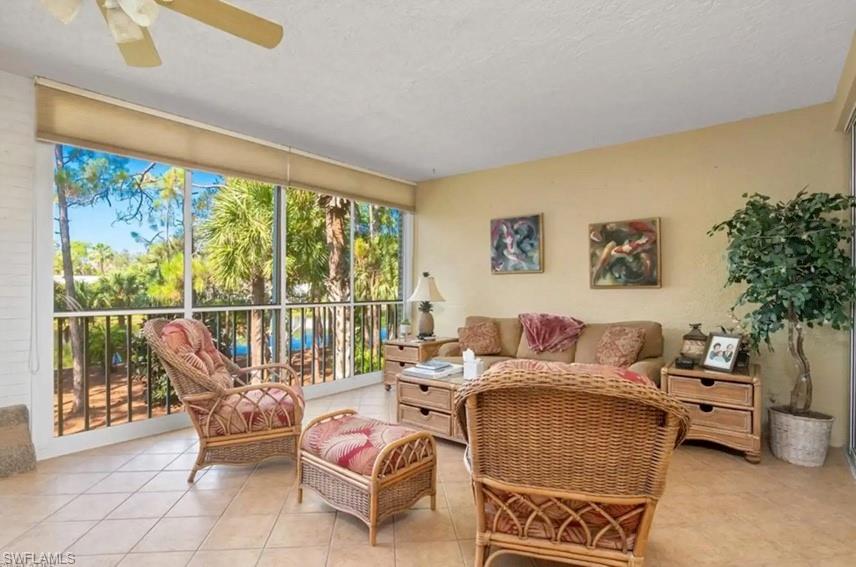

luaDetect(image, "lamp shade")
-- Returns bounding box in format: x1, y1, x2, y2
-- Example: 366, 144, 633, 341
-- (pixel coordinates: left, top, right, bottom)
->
407, 272, 445, 302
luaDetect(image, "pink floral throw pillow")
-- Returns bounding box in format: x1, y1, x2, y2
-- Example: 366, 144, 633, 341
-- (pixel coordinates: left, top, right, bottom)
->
458, 321, 502, 355
595, 326, 646, 368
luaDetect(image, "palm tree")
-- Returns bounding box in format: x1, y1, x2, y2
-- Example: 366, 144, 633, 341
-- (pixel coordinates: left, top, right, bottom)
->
199, 179, 275, 367
89, 243, 114, 275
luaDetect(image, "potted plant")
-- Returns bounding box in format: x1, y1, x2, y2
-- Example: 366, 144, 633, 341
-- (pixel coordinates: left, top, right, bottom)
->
399, 318, 412, 338
710, 191, 856, 466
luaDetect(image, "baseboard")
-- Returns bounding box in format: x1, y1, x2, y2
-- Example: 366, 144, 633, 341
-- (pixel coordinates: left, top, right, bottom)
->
33, 372, 383, 461
34, 412, 191, 461
303, 371, 383, 400
847, 447, 856, 480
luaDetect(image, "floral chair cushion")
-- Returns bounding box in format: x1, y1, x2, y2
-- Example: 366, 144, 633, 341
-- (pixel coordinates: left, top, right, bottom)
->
301, 415, 416, 476
160, 319, 232, 390
482, 486, 643, 551
188, 384, 304, 438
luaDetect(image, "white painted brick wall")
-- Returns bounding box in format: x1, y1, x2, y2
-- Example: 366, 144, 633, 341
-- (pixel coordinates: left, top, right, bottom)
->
0, 70, 35, 410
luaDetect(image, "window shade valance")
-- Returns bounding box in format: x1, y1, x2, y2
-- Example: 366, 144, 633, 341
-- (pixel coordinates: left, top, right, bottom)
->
35, 79, 415, 210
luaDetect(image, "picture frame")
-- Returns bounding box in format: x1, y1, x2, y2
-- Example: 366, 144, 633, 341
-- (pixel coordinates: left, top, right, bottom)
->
589, 217, 661, 288
490, 213, 544, 274
701, 333, 742, 372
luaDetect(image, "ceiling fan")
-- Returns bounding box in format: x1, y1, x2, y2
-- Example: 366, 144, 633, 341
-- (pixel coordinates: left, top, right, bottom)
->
40, 0, 284, 68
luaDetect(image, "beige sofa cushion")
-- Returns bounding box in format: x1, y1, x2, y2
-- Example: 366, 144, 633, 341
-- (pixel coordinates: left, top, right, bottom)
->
515, 334, 576, 363
574, 321, 663, 364
465, 316, 522, 357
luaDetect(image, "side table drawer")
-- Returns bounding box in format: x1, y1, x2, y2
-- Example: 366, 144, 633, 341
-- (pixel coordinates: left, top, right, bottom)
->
670, 376, 753, 407
384, 359, 415, 375
399, 404, 452, 436
686, 402, 752, 433
399, 382, 452, 411
384, 344, 420, 363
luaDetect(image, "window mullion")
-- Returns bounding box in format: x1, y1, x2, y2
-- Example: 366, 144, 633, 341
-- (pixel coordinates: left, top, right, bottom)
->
349, 200, 356, 377
279, 185, 288, 364
182, 169, 193, 319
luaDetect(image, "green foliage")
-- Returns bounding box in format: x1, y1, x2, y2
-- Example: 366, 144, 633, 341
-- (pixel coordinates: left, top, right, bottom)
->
354, 203, 402, 301
709, 191, 856, 350
286, 187, 341, 302
197, 178, 274, 302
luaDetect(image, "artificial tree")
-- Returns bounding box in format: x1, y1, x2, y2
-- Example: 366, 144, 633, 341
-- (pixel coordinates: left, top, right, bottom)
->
710, 190, 856, 416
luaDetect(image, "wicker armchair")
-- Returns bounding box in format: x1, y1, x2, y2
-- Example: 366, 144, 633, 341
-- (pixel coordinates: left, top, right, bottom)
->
143, 318, 305, 482
454, 361, 690, 567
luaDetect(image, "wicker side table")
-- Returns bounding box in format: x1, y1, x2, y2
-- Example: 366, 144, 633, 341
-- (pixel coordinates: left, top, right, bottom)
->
297, 409, 438, 545
661, 363, 762, 463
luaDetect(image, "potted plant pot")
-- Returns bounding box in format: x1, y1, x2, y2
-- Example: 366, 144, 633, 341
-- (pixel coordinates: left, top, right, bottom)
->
399, 321, 411, 338
768, 406, 834, 467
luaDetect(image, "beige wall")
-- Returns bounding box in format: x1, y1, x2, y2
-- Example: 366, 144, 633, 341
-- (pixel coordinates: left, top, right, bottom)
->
414, 103, 852, 446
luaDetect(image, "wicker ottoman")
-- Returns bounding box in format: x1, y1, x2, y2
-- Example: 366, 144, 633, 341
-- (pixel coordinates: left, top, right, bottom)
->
297, 409, 438, 545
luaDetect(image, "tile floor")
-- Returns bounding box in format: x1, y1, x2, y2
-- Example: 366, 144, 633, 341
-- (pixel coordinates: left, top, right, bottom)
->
1, 384, 855, 566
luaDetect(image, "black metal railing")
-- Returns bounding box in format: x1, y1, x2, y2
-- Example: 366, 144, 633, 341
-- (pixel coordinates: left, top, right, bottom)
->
53, 301, 403, 436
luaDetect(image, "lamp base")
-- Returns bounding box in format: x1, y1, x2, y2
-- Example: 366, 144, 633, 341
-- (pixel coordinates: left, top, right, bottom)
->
417, 311, 435, 338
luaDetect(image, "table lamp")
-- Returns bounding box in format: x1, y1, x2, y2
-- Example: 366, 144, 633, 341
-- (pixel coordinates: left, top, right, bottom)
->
407, 271, 445, 339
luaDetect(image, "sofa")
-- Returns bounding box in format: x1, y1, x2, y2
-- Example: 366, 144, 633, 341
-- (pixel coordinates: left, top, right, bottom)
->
436, 316, 665, 384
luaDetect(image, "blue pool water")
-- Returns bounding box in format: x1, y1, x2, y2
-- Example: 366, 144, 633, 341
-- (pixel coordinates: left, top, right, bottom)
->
230, 328, 390, 356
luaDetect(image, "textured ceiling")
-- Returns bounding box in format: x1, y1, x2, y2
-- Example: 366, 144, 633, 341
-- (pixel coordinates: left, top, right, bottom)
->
1, 1, 855, 181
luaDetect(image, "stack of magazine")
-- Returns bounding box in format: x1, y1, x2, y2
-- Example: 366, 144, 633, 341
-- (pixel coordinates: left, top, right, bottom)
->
402, 359, 463, 379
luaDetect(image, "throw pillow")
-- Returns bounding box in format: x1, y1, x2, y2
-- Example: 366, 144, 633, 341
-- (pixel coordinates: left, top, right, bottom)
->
595, 326, 646, 368
458, 321, 502, 355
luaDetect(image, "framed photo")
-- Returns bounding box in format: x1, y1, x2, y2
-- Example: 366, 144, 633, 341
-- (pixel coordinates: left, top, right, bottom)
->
589, 218, 661, 288
490, 214, 543, 274
701, 333, 742, 372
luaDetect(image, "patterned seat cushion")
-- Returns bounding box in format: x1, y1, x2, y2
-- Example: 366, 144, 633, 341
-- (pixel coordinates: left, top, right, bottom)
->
301, 415, 417, 476
160, 319, 232, 391
188, 384, 304, 438
482, 486, 642, 551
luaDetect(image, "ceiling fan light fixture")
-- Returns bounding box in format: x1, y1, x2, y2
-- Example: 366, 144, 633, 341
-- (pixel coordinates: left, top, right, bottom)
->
104, 5, 145, 43
116, 0, 160, 27
40, 0, 82, 24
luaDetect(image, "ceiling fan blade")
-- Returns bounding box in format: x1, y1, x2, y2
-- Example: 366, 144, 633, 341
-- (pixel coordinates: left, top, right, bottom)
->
97, 1, 162, 66
41, 0, 83, 24
156, 0, 283, 49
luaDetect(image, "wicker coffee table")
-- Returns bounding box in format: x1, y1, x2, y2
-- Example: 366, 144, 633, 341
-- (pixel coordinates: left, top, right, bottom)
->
396, 371, 466, 443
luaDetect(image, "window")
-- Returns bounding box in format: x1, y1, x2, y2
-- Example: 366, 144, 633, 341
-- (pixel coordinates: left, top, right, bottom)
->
53, 145, 184, 311
192, 171, 279, 306
51, 144, 408, 437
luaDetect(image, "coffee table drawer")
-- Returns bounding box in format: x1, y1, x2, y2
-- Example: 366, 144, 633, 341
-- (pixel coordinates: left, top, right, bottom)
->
670, 376, 752, 407
399, 382, 452, 411
399, 405, 451, 436
686, 402, 752, 433
384, 344, 420, 363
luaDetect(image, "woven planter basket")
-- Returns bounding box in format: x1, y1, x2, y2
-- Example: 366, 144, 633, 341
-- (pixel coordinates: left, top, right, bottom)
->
769, 406, 833, 467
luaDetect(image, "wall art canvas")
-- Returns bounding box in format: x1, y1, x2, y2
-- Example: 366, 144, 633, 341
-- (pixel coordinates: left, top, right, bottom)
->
490, 214, 543, 274
589, 218, 660, 288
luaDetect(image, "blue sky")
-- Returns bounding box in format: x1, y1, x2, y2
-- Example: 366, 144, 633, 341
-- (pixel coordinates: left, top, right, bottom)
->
54, 152, 221, 255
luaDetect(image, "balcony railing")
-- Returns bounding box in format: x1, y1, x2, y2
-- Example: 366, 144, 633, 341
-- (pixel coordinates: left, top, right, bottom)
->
53, 301, 403, 437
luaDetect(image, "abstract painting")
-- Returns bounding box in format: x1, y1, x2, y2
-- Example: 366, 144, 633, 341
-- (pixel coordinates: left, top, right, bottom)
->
589, 218, 660, 288
490, 214, 543, 274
